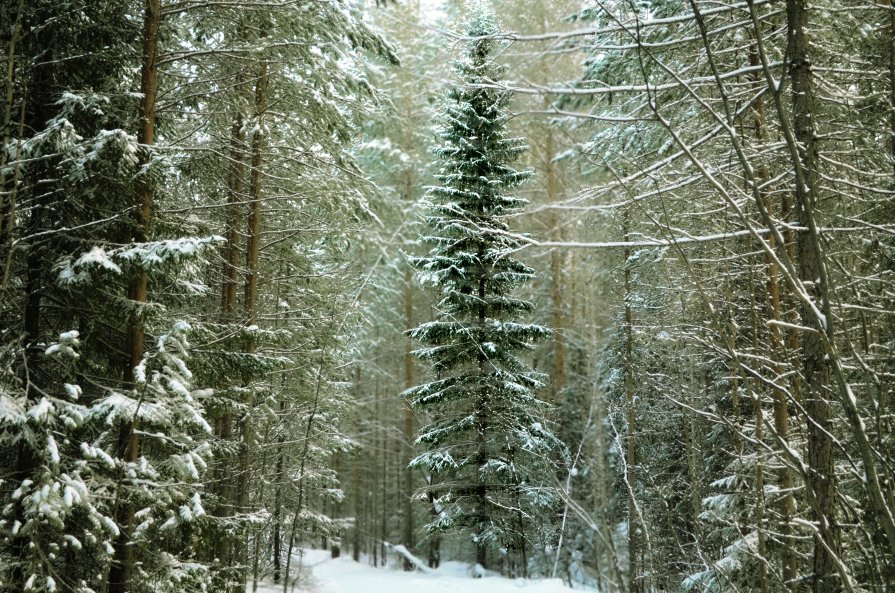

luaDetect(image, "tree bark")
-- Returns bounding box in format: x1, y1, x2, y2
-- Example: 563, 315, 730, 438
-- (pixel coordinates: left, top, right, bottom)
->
243, 66, 267, 327
352, 368, 362, 563
272, 394, 285, 582
6, 24, 31, 589
107, 2, 160, 591
214, 108, 245, 572
746, 265, 769, 593
544, 121, 566, 403
622, 209, 639, 593
890, 0, 895, 178
283, 354, 326, 592
402, 267, 416, 570
426, 477, 442, 569
221, 113, 245, 320
353, 456, 362, 562
236, 55, 268, 590
747, 0, 895, 567
786, 2, 840, 591
0, 0, 23, 258
748, 34, 797, 587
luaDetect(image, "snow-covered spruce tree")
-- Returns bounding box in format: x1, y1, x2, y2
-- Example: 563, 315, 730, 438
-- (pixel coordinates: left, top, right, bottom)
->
0, 2, 223, 591
405, 13, 558, 573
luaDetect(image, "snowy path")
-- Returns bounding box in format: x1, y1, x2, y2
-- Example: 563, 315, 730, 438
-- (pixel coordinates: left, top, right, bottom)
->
251, 549, 574, 593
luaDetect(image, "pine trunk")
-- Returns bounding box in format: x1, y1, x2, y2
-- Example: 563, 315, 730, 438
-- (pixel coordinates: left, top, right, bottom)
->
747, 266, 768, 593
544, 123, 565, 403
222, 113, 244, 318
272, 395, 285, 582
890, 0, 895, 179
0, 0, 23, 263
353, 454, 361, 562
214, 107, 245, 571
237, 56, 268, 589
402, 268, 416, 570
750, 36, 797, 586
107, 2, 159, 590
426, 478, 442, 568
352, 368, 362, 563
623, 210, 639, 593
283, 354, 325, 591
786, 2, 840, 591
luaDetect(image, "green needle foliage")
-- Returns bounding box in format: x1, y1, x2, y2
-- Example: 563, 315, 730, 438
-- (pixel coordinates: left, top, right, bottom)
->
405, 12, 559, 571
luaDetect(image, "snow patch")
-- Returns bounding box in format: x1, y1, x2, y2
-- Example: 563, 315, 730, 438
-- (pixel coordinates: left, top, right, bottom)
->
249, 548, 580, 593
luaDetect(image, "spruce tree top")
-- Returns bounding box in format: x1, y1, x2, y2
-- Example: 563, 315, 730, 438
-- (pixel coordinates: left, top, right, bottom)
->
413, 15, 543, 355
409, 11, 550, 398
425, 17, 531, 251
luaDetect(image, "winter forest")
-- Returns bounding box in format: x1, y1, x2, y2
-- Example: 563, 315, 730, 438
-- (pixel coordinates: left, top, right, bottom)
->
1, 0, 894, 592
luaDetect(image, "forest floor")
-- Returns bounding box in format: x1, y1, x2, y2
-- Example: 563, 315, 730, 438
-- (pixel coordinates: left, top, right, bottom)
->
250, 549, 578, 593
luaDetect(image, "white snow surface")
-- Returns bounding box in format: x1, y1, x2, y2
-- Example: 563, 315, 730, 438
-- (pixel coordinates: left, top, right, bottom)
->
249, 549, 574, 593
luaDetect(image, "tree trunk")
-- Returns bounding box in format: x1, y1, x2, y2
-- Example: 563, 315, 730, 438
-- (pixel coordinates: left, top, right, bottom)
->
746, 265, 769, 593
221, 114, 244, 320
0, 0, 24, 261
685, 386, 701, 535
890, 0, 895, 179
749, 35, 797, 587
371, 374, 381, 567
352, 368, 362, 563
622, 209, 639, 593
243, 60, 267, 331
786, 2, 840, 591
331, 453, 342, 558
107, 2, 159, 591
272, 396, 285, 582
213, 106, 246, 573
544, 121, 565, 403
379, 427, 388, 565
283, 353, 325, 592
426, 481, 442, 569
402, 268, 416, 570
214, 398, 234, 567
353, 454, 362, 562
236, 55, 268, 590
13, 59, 48, 581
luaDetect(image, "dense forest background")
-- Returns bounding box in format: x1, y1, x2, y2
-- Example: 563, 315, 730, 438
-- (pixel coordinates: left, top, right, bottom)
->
1, 1, 894, 593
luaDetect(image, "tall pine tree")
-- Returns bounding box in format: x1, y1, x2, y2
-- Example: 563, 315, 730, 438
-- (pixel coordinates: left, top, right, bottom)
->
405, 12, 557, 572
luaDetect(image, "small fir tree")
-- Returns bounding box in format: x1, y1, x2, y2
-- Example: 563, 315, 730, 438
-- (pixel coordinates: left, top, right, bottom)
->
405, 12, 557, 571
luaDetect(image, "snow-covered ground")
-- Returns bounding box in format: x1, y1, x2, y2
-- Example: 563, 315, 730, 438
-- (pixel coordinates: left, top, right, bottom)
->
250, 549, 575, 593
